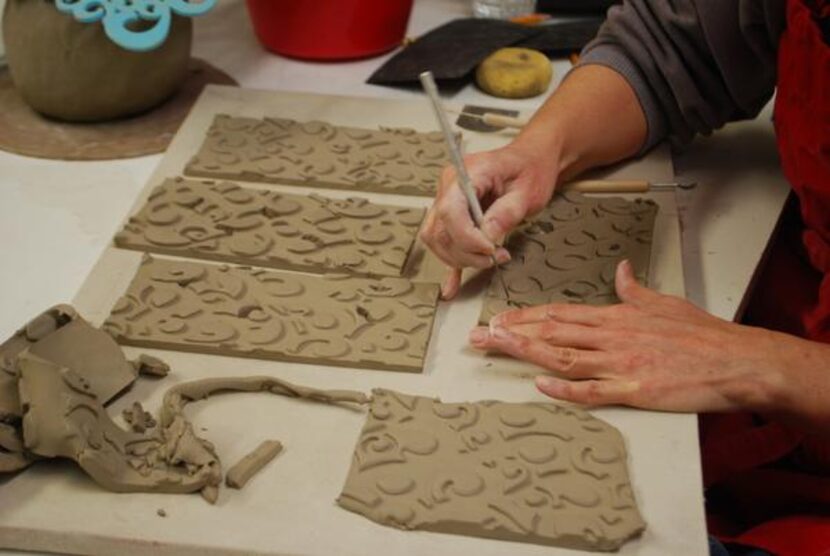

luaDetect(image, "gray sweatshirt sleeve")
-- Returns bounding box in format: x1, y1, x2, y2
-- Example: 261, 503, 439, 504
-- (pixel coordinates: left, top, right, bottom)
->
578, 0, 786, 151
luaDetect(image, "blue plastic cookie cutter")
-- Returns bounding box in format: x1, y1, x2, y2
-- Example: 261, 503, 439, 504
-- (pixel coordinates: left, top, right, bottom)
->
54, 0, 217, 52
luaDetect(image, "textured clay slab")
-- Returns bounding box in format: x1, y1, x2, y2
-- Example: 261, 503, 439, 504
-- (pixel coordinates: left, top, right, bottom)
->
103, 256, 440, 372
184, 115, 450, 196
480, 192, 658, 323
338, 389, 646, 551
115, 178, 425, 277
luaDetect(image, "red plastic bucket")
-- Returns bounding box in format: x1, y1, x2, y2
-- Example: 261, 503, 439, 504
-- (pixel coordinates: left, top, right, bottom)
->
245, 0, 414, 61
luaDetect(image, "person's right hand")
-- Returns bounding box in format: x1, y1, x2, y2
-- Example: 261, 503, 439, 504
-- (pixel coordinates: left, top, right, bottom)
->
420, 142, 560, 299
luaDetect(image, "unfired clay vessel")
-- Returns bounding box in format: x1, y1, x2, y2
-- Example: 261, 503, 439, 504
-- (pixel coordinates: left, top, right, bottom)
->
2, 0, 192, 122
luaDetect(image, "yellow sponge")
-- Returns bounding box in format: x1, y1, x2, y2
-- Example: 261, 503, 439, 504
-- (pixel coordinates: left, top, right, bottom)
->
475, 47, 553, 99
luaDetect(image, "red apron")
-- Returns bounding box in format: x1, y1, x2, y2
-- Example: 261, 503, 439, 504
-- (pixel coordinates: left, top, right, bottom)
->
702, 1, 830, 554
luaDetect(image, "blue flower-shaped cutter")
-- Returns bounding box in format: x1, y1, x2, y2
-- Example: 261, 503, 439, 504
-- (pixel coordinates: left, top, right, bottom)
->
55, 0, 217, 52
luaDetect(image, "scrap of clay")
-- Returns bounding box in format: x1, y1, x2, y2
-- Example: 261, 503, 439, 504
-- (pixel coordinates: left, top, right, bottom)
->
14, 346, 368, 500
18, 351, 220, 494
0, 305, 137, 421
103, 255, 440, 372
115, 178, 424, 277
123, 402, 157, 433
225, 440, 283, 489
132, 354, 170, 377
184, 115, 450, 196
480, 192, 658, 323
338, 389, 645, 551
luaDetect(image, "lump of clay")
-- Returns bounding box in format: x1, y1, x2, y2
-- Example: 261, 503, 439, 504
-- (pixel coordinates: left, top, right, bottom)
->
338, 389, 645, 551
12, 342, 368, 502
2, 0, 191, 122
0, 305, 137, 422
18, 352, 221, 497
225, 440, 283, 489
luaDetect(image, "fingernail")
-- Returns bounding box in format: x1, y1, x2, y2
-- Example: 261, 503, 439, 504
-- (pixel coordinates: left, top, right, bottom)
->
482, 217, 504, 244
489, 315, 503, 330
468, 327, 489, 345
535, 375, 557, 392
441, 276, 453, 299
491, 326, 510, 340
494, 248, 511, 265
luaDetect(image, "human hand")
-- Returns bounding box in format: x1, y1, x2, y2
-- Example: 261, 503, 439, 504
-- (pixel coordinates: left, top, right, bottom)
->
469, 260, 830, 421
420, 142, 559, 299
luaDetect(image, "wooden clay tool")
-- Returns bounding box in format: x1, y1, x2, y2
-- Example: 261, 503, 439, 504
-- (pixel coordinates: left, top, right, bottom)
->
419, 71, 511, 302
561, 179, 697, 193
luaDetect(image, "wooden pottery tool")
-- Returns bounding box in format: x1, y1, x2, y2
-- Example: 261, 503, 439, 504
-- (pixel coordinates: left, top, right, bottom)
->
561, 179, 697, 193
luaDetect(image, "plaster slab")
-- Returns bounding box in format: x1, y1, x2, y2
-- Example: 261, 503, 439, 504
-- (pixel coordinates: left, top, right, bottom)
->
185, 115, 451, 196
103, 255, 440, 373
480, 193, 658, 323
339, 389, 645, 551
115, 177, 425, 277
0, 87, 704, 556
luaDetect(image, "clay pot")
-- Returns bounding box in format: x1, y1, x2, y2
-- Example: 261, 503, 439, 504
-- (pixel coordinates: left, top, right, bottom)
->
2, 0, 192, 122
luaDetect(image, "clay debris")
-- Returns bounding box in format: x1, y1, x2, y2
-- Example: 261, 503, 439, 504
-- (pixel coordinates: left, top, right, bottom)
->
225, 439, 283, 489
338, 389, 645, 551
480, 192, 658, 323
0, 305, 148, 473
0, 305, 137, 422
3, 309, 369, 502
184, 115, 450, 196
123, 402, 157, 433
103, 255, 440, 372
0, 305, 181, 474
115, 178, 425, 277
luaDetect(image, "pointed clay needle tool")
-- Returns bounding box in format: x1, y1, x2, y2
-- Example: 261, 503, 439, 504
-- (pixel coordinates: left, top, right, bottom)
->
419, 71, 511, 302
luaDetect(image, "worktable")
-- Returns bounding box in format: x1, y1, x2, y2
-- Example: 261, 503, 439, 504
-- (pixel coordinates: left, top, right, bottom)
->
0, 0, 791, 554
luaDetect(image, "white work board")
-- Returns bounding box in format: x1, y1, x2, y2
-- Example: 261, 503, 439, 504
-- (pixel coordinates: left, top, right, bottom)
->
0, 87, 706, 556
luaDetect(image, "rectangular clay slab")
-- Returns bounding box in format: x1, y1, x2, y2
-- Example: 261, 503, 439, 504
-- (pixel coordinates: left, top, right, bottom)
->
114, 178, 425, 277
480, 192, 658, 323
103, 256, 440, 373
338, 389, 646, 551
184, 115, 451, 196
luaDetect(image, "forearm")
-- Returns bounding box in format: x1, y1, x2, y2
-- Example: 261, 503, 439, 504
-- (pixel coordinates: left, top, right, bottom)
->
510, 65, 648, 186
763, 330, 830, 435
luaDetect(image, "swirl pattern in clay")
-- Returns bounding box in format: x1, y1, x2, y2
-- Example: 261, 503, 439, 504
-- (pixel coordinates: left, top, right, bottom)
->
338, 389, 646, 551
103, 255, 440, 372
480, 192, 658, 323
185, 115, 451, 196
115, 178, 425, 277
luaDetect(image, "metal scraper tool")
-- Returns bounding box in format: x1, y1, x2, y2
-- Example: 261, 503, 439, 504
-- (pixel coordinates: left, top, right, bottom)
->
419, 71, 511, 302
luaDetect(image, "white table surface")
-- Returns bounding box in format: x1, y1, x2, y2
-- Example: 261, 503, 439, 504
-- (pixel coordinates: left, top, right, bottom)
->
0, 0, 790, 554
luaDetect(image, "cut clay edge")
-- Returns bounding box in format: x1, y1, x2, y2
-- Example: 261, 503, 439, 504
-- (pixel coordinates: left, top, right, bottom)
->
112, 178, 428, 280
103, 254, 442, 374
183, 167, 433, 197
336, 388, 646, 552
478, 194, 660, 325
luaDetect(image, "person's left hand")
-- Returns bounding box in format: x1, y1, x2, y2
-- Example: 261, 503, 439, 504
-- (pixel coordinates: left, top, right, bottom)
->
468, 260, 825, 416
